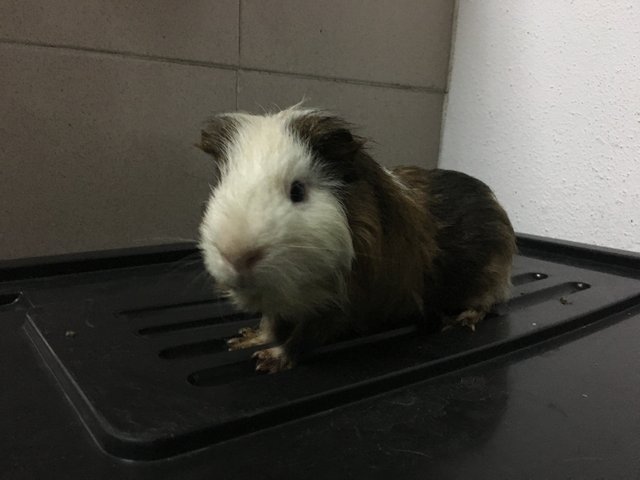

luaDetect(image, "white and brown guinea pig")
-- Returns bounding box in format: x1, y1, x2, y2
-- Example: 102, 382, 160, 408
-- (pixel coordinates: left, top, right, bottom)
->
198, 105, 516, 373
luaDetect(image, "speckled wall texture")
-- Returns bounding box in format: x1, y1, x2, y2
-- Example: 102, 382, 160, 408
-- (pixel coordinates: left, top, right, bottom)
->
0, 1, 454, 259
440, 0, 639, 252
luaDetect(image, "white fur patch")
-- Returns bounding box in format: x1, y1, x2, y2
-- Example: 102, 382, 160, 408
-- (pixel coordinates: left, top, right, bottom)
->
199, 107, 355, 319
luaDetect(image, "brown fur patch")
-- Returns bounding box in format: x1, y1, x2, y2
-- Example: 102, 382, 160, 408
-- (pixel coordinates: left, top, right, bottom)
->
289, 111, 516, 333
342, 161, 440, 331
198, 115, 239, 162
288, 112, 364, 184
289, 112, 440, 328
344, 163, 516, 331
416, 168, 517, 319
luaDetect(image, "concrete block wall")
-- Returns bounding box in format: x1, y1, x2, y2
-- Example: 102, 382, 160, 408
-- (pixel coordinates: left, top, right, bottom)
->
0, 1, 454, 259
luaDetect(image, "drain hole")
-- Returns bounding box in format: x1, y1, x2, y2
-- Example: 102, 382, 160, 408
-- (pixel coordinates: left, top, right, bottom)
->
511, 272, 548, 286
159, 338, 231, 359
509, 282, 590, 309
139, 312, 256, 336
0, 293, 21, 307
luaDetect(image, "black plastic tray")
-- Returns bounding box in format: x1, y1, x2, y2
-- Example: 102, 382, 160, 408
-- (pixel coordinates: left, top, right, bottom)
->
2, 234, 640, 479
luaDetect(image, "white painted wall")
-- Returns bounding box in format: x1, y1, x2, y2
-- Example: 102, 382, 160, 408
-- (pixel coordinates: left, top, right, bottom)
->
440, 0, 640, 252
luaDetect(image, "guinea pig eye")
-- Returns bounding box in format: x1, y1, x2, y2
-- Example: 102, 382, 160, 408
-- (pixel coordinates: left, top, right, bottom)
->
289, 180, 306, 203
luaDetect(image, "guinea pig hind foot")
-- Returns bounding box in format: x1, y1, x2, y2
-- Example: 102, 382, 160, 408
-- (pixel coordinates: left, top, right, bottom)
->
442, 308, 488, 332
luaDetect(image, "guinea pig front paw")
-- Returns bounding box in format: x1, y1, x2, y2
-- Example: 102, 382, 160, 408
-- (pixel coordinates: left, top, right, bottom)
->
227, 326, 268, 351
252, 347, 293, 373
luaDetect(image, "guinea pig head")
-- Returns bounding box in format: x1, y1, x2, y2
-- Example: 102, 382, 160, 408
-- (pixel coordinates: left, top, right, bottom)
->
198, 107, 363, 318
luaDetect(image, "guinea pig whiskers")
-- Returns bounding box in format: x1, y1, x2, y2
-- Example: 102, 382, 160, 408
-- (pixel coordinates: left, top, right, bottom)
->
188, 270, 212, 290
164, 254, 205, 275
171, 253, 203, 265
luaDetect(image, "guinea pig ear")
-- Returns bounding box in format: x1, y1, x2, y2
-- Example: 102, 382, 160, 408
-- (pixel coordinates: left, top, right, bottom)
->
198, 115, 238, 160
290, 113, 364, 181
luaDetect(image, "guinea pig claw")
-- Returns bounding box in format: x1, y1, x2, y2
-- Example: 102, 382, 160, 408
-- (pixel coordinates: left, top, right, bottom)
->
226, 335, 255, 351
253, 347, 293, 373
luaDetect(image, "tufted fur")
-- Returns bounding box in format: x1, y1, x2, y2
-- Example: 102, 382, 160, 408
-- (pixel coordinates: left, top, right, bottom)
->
198, 106, 516, 373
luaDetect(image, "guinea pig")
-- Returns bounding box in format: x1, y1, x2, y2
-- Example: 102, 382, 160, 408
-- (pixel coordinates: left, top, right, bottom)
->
198, 105, 516, 373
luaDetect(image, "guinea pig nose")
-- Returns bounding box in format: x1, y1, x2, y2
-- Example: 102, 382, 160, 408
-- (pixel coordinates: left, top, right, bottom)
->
223, 248, 264, 272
